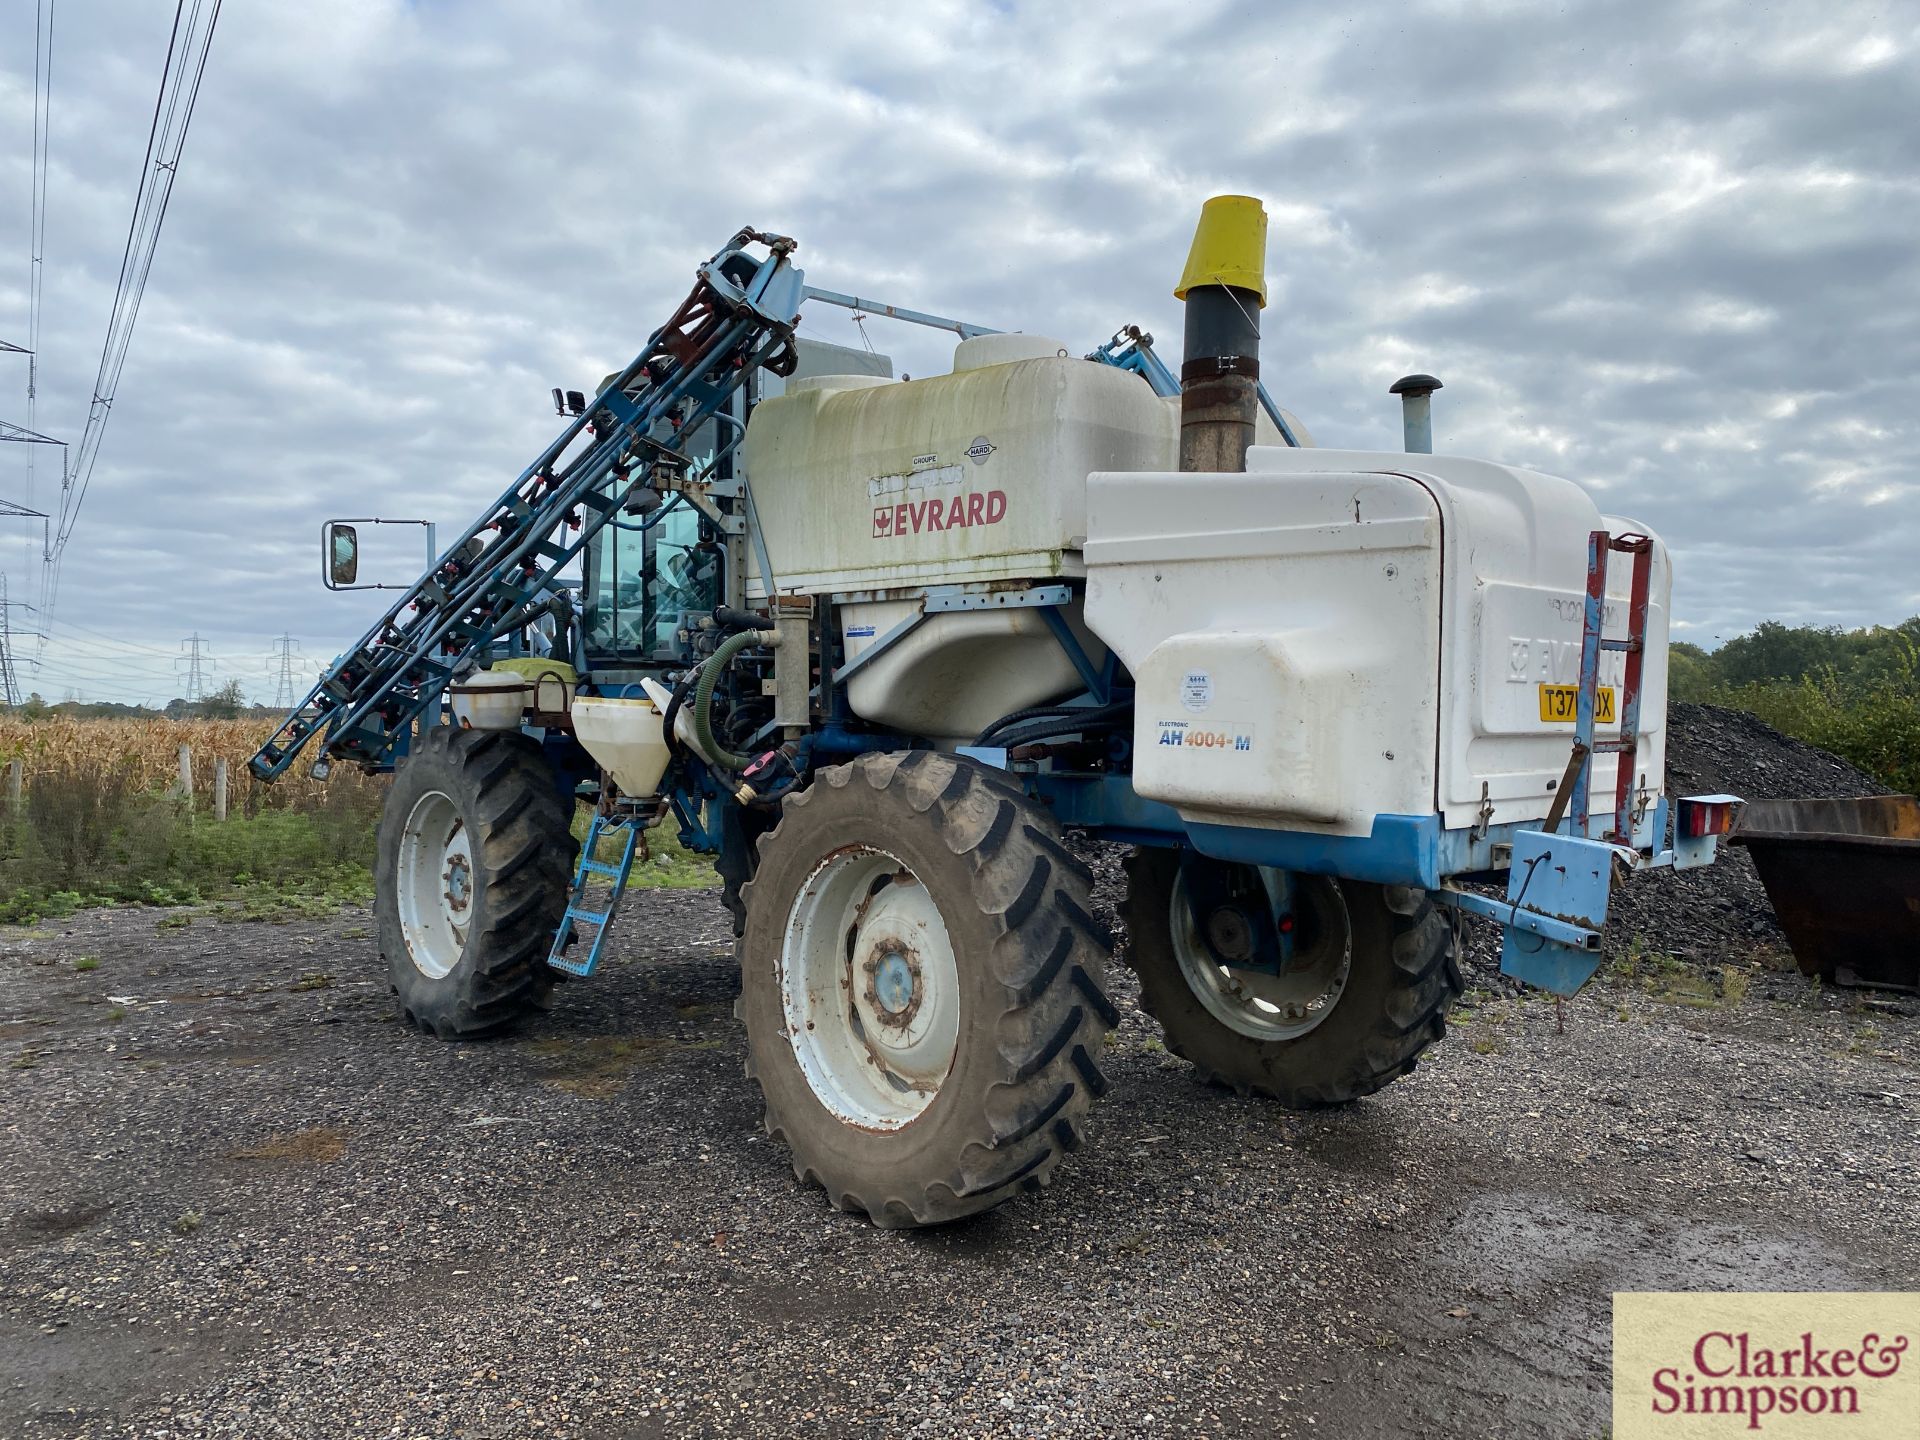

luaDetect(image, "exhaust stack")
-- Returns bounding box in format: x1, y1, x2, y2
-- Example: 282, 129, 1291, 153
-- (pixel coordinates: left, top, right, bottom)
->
1390, 373, 1443, 454
1175, 196, 1267, 472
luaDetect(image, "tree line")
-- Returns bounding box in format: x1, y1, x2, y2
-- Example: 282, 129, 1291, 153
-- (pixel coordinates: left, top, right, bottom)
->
7, 678, 263, 722
1672, 617, 1920, 793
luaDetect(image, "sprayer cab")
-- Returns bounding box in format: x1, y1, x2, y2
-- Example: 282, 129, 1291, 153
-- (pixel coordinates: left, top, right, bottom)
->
260, 200, 1738, 1230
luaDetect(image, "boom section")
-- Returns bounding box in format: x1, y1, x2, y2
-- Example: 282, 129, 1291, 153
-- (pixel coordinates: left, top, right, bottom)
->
250, 229, 804, 781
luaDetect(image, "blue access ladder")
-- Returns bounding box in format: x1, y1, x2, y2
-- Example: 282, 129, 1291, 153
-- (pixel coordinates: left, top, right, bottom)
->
249, 227, 809, 782
548, 812, 644, 978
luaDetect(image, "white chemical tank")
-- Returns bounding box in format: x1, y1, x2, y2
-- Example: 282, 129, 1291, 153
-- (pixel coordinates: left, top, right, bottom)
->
742, 339, 1299, 741
1082, 447, 1669, 839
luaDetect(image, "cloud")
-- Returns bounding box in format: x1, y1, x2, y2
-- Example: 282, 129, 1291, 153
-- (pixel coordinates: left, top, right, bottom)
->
0, 0, 1915, 704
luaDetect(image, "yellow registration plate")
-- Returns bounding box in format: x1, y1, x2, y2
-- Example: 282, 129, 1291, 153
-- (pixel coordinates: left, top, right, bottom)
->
1539, 684, 1615, 724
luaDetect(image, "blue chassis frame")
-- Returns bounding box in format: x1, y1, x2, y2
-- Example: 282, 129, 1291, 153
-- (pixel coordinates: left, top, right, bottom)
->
612, 577, 1727, 999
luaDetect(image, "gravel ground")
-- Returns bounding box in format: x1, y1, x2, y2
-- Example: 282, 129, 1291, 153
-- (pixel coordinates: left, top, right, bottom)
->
3, 865, 1916, 1438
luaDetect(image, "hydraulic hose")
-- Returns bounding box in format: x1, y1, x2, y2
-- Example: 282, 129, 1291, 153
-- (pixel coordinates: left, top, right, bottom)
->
975, 703, 1086, 746
713, 605, 775, 632
692, 629, 765, 772
660, 664, 700, 760
986, 701, 1134, 751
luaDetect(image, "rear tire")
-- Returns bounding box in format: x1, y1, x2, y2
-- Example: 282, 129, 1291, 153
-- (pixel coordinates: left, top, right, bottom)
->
375, 725, 577, 1039
738, 751, 1118, 1227
1122, 848, 1460, 1106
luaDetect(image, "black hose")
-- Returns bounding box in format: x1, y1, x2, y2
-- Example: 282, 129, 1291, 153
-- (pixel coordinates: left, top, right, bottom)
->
975, 703, 1090, 746
661, 665, 700, 759
986, 702, 1133, 751
713, 605, 775, 632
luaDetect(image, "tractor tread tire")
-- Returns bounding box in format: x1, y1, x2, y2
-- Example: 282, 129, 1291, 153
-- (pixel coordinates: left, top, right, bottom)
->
737, 750, 1117, 1227
1121, 848, 1460, 1107
375, 726, 577, 1040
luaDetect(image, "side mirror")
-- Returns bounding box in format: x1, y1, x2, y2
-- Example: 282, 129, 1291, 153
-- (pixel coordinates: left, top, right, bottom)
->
325, 523, 359, 588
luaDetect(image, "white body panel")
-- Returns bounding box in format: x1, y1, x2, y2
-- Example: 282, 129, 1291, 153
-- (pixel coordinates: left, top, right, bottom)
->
742, 343, 1665, 843
1083, 448, 1668, 837
744, 349, 1297, 735
839, 600, 1104, 743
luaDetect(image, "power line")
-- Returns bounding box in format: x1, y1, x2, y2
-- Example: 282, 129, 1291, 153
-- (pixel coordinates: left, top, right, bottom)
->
39, 0, 222, 637
31, 610, 186, 658
31, 649, 186, 677
176, 631, 211, 702
270, 633, 301, 708
24, 0, 57, 578
0, 575, 19, 707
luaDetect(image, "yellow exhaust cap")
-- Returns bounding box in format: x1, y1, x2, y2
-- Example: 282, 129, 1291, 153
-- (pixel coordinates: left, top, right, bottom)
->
1174, 194, 1268, 307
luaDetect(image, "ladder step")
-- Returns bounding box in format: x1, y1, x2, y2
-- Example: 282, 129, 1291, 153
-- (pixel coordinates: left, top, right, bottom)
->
580, 860, 626, 878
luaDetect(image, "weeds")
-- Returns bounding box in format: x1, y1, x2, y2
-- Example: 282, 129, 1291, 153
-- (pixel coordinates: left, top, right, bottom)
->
1605, 938, 1746, 1010
0, 716, 711, 924
171, 1210, 203, 1236
575, 812, 716, 890
73, 955, 99, 972
0, 750, 383, 923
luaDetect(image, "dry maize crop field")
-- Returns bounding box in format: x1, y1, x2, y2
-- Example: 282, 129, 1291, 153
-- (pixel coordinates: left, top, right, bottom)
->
0, 718, 383, 814
0, 717, 385, 927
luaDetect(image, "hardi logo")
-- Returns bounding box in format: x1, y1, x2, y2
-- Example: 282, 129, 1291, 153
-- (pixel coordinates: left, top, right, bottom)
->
1615, 1293, 1919, 1438
872, 490, 1005, 539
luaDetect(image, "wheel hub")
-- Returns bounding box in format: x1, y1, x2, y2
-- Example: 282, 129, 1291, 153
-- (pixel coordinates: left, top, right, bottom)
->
1172, 866, 1352, 1042
1205, 906, 1254, 961
443, 853, 473, 914
779, 848, 961, 1130
864, 945, 922, 1027
395, 791, 473, 981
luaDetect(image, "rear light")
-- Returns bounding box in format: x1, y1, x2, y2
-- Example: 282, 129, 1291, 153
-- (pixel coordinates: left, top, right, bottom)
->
1678, 794, 1743, 839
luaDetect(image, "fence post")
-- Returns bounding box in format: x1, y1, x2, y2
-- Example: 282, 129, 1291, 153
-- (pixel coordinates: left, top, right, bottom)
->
213, 757, 229, 822
177, 743, 194, 809
5, 759, 20, 817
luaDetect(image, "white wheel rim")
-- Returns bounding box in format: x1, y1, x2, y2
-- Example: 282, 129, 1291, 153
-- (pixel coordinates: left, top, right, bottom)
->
1170, 867, 1351, 1042
780, 845, 961, 1130
395, 789, 473, 981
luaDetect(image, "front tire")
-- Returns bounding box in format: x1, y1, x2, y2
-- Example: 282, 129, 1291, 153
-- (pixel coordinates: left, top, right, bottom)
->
375, 726, 577, 1039
738, 751, 1118, 1227
1122, 848, 1460, 1106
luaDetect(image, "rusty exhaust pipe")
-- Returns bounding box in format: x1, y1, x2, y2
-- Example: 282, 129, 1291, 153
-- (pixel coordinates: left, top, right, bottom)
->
1176, 196, 1267, 473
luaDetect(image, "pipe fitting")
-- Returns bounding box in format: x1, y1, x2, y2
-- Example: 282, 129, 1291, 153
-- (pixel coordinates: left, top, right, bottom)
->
1389, 373, 1443, 454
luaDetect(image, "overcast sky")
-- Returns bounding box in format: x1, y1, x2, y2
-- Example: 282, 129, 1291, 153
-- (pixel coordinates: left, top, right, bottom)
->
2, 0, 1916, 706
